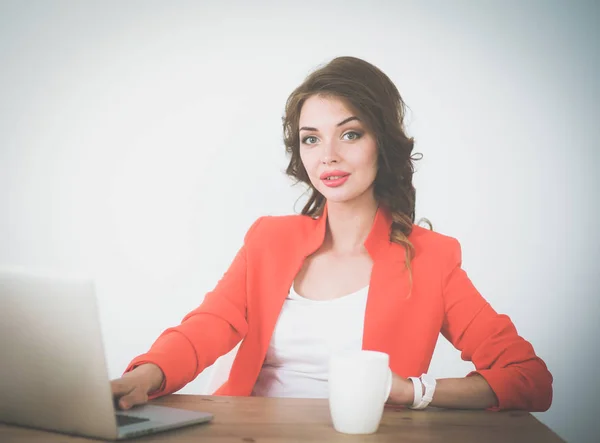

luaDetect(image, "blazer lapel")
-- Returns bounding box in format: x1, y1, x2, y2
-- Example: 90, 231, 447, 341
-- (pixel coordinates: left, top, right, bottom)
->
254, 205, 329, 366
361, 207, 412, 370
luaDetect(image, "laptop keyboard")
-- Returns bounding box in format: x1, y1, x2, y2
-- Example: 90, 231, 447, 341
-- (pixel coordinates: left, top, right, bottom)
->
116, 414, 151, 427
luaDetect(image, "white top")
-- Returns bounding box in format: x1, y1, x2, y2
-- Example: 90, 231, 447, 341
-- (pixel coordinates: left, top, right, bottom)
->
251, 284, 369, 398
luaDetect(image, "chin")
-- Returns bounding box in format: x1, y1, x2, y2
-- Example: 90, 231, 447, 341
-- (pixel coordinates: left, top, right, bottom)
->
318, 188, 362, 204
316, 182, 376, 205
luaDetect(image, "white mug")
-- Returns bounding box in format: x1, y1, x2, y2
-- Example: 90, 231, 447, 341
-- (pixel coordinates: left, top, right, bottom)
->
328, 350, 392, 434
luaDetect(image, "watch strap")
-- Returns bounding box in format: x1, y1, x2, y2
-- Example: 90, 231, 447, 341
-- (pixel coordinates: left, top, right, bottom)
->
408, 376, 422, 409
414, 374, 436, 409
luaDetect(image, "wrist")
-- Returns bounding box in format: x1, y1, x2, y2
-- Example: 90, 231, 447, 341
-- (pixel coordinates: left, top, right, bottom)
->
410, 374, 437, 410
388, 374, 415, 406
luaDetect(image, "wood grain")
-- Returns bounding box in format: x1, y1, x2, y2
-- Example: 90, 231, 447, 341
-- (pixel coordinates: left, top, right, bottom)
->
0, 394, 565, 442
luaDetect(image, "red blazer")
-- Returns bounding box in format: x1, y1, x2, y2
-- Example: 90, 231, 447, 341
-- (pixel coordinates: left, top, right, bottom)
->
127, 204, 553, 411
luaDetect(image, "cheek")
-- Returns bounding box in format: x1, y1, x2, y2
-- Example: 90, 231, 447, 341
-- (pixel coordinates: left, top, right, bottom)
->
365, 144, 379, 174
300, 149, 318, 174
299, 151, 308, 173
350, 148, 378, 173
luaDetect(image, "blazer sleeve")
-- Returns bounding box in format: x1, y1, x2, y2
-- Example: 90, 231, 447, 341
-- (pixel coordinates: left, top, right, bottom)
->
440, 238, 553, 412
124, 217, 263, 398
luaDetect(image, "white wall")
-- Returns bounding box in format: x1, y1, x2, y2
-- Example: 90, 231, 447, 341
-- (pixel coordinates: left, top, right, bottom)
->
1, 1, 598, 442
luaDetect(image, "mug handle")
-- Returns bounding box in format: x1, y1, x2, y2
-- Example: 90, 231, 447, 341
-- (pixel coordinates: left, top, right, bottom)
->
384, 367, 393, 403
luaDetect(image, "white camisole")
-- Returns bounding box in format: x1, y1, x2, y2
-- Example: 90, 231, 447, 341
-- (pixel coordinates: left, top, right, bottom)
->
251, 284, 369, 398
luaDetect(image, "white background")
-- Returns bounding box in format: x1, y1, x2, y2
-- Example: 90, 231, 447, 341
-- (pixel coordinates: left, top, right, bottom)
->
1, 1, 598, 442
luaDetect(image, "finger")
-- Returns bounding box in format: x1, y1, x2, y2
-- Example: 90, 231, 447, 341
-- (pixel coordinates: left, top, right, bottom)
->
111, 378, 134, 397
118, 387, 149, 410
118, 392, 147, 410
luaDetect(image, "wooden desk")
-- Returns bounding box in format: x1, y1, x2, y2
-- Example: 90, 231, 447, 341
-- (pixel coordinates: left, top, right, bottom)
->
0, 394, 564, 442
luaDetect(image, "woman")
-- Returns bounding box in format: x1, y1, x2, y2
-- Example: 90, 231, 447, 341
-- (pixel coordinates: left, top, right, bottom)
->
111, 56, 553, 412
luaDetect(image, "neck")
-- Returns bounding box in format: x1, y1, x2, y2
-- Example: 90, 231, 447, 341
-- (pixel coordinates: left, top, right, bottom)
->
323, 191, 379, 255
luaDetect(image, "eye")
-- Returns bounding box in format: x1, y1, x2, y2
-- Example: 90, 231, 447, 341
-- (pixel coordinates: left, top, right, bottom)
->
342, 131, 362, 141
301, 135, 319, 145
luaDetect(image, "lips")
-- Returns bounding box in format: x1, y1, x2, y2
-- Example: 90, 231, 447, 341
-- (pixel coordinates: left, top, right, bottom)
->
320, 170, 350, 180
320, 170, 350, 188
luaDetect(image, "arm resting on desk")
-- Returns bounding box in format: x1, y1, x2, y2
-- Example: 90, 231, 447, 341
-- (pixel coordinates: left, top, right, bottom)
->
124, 218, 264, 398
390, 372, 498, 409
438, 238, 553, 412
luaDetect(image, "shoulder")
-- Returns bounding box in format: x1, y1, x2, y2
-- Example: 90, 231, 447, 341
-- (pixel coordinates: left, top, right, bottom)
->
409, 225, 462, 264
243, 213, 317, 244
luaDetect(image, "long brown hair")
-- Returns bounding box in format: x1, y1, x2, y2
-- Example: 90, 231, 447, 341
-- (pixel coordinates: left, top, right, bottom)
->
283, 56, 424, 267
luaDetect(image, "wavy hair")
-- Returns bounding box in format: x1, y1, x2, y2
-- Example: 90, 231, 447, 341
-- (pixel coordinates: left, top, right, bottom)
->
283, 56, 426, 268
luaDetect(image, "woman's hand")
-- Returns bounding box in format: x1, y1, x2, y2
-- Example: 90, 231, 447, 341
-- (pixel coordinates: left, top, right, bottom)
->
111, 363, 164, 410
387, 372, 415, 406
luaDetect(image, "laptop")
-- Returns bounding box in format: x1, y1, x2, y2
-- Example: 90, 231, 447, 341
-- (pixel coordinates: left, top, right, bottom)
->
0, 269, 214, 440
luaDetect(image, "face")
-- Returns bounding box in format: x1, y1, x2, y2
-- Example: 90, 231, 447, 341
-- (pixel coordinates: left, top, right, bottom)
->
298, 95, 378, 205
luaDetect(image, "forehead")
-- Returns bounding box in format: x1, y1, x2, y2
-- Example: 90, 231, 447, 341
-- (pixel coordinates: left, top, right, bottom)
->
299, 95, 358, 126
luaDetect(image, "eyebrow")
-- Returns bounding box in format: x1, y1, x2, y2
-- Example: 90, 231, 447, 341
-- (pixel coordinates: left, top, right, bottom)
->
299, 116, 361, 132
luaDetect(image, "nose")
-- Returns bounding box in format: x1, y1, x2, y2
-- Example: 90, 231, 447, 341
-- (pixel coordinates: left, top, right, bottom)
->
321, 139, 340, 165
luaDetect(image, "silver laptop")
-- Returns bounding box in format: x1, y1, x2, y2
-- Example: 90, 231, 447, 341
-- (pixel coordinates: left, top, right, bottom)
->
0, 269, 213, 440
